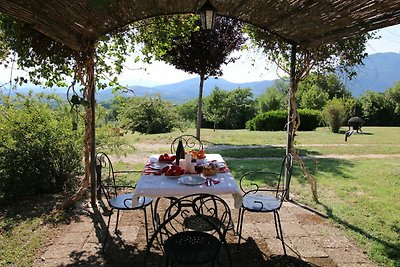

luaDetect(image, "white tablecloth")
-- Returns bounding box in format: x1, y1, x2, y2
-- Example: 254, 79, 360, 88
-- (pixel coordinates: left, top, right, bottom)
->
132, 154, 243, 208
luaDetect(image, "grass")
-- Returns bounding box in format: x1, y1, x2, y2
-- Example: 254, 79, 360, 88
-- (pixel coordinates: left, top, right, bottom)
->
294, 158, 400, 267
0, 194, 70, 266
1, 126, 399, 266
226, 157, 400, 267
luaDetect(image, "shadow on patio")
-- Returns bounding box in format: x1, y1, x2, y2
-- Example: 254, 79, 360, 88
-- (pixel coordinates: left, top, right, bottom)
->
32, 198, 376, 267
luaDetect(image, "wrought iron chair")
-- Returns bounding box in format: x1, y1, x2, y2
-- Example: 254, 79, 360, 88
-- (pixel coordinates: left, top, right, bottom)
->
170, 134, 203, 154
95, 152, 153, 251
236, 154, 293, 254
144, 194, 232, 266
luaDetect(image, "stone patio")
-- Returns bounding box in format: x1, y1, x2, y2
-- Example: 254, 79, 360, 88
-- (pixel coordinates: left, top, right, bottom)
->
33, 198, 377, 267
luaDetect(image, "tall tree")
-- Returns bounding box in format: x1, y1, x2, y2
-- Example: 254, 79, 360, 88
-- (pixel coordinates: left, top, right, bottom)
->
257, 86, 286, 113
135, 15, 246, 139
386, 81, 400, 115
204, 87, 229, 131
224, 88, 256, 129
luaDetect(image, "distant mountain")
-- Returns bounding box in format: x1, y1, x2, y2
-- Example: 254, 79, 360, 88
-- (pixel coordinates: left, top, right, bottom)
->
344, 52, 400, 96
119, 78, 275, 103
3, 52, 400, 102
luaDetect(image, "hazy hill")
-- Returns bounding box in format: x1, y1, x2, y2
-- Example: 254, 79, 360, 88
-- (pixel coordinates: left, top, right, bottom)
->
343, 52, 400, 96
3, 52, 400, 103
121, 78, 275, 103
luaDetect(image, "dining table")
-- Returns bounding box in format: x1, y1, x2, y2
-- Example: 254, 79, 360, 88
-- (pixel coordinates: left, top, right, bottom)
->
131, 153, 243, 208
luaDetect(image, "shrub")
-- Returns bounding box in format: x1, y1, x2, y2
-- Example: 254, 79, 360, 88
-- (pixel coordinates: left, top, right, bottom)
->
0, 94, 83, 203
246, 109, 321, 131
246, 110, 287, 131
322, 98, 346, 133
297, 109, 322, 131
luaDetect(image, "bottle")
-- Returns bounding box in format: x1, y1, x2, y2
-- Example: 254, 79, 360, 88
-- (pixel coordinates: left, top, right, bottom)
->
175, 138, 185, 165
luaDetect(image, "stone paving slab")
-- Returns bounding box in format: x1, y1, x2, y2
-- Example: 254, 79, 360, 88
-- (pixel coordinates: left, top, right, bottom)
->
33, 200, 378, 267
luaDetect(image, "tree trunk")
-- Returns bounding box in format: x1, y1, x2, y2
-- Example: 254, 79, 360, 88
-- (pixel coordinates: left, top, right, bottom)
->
62, 39, 96, 209
196, 74, 205, 140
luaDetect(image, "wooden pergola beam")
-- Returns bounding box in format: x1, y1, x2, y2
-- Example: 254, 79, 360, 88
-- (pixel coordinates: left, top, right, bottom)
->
1, 0, 400, 51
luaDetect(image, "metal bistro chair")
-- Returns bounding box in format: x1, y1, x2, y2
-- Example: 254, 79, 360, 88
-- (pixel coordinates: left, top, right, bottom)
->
95, 152, 153, 251
236, 154, 293, 255
144, 194, 233, 267
170, 134, 203, 154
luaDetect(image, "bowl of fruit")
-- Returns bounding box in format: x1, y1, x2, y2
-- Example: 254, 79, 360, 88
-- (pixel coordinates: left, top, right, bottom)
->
202, 163, 218, 176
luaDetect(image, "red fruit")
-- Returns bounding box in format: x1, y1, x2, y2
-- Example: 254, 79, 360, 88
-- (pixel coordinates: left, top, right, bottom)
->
161, 166, 170, 174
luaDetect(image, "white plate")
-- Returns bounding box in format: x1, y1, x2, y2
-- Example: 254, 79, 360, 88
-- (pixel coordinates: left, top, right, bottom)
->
178, 175, 205, 185
214, 162, 225, 168
148, 163, 168, 170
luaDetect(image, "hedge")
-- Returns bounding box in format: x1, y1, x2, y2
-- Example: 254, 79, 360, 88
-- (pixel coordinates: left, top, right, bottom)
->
246, 109, 322, 131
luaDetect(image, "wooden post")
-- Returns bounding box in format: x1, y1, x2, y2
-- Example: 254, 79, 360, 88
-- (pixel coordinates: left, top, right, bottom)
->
85, 44, 97, 206
285, 44, 297, 199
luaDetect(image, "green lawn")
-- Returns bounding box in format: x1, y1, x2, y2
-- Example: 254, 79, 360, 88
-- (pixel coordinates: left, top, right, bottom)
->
226, 157, 400, 267
1, 126, 399, 266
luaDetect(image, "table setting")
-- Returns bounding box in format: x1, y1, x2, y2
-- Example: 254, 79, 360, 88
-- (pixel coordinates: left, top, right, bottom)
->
132, 151, 242, 208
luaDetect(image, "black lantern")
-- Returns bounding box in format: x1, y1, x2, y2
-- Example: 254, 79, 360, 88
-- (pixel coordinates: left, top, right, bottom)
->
199, 0, 216, 30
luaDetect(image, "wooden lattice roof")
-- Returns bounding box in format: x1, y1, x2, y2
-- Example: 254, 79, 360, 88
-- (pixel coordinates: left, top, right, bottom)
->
1, 0, 400, 51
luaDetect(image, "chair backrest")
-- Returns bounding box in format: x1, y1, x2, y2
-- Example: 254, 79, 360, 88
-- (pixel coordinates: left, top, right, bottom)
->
239, 153, 293, 204
149, 193, 232, 255
170, 134, 203, 154
95, 152, 118, 204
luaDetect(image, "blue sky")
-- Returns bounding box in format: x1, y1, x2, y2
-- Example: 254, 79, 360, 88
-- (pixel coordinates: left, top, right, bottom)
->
118, 24, 400, 87
1, 24, 400, 87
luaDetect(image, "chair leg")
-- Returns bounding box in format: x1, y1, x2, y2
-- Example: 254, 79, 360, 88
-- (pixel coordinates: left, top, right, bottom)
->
236, 207, 245, 253
114, 209, 120, 233
273, 211, 280, 239
103, 209, 113, 252
143, 207, 149, 244
275, 211, 287, 255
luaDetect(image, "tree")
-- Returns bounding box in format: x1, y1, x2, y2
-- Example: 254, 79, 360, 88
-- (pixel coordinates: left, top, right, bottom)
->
257, 86, 286, 113
386, 81, 400, 115
203, 87, 229, 130
118, 96, 178, 134
297, 72, 353, 110
360, 90, 397, 126
176, 99, 198, 125
135, 15, 246, 139
298, 84, 329, 110
298, 73, 351, 99
223, 88, 256, 129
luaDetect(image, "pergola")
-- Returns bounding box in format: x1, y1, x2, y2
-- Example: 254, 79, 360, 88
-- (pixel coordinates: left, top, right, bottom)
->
1, 0, 400, 205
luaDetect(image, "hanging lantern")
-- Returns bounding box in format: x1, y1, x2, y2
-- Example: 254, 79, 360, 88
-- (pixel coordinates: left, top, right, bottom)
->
198, 0, 216, 30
